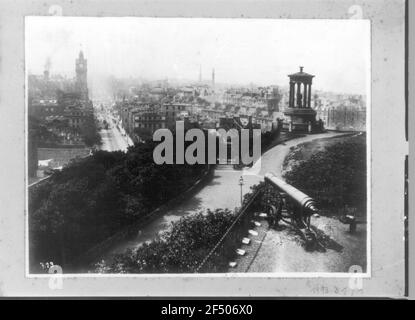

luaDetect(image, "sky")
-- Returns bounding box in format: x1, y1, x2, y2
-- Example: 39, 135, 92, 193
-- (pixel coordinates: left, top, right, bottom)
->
26, 17, 370, 95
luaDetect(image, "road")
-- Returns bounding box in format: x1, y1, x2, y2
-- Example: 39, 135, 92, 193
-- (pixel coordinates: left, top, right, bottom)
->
102, 170, 262, 259
245, 131, 350, 178
99, 118, 133, 152
99, 131, 349, 262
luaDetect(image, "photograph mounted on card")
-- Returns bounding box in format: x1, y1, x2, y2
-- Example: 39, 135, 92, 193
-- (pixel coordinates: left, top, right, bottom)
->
0, 0, 407, 298
26, 17, 370, 277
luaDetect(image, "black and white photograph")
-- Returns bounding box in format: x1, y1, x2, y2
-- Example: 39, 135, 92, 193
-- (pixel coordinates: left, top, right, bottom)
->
27, 17, 370, 275
0, 0, 410, 299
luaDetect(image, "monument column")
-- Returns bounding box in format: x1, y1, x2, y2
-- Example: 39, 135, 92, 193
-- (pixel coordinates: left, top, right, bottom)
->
303, 83, 308, 108
308, 83, 312, 108
289, 81, 294, 108
296, 82, 301, 108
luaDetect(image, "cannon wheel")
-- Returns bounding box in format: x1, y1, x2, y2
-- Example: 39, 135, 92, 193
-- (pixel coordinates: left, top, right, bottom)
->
303, 228, 317, 251
264, 187, 284, 228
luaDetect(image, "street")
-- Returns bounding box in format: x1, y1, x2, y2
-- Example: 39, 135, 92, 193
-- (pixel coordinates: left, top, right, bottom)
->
102, 170, 262, 259
99, 113, 133, 152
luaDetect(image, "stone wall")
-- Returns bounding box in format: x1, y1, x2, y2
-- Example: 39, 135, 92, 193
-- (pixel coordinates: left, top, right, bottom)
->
71, 167, 214, 270
37, 147, 90, 168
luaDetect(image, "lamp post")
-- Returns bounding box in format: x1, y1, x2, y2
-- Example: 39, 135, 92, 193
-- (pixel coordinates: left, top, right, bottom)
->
239, 176, 244, 207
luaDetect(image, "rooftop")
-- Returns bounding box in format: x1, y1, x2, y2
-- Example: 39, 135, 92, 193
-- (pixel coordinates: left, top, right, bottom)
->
288, 66, 315, 78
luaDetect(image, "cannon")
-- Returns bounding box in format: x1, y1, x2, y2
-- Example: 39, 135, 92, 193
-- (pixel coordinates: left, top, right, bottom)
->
263, 173, 320, 250
265, 173, 318, 214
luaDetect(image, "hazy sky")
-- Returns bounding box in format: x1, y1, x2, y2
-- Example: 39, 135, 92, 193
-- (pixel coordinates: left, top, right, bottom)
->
26, 17, 370, 94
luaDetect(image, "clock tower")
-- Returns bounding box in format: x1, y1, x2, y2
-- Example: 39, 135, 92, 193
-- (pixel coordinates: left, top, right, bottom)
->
75, 51, 88, 101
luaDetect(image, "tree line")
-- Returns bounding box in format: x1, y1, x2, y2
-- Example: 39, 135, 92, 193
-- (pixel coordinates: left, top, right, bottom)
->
283, 135, 367, 215
29, 140, 206, 272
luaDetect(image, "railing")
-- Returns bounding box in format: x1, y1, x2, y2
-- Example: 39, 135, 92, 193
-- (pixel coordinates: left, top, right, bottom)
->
195, 187, 263, 273
72, 167, 214, 270
195, 172, 320, 273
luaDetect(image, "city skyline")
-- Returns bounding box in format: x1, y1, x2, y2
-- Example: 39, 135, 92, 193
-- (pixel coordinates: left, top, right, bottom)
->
26, 17, 370, 95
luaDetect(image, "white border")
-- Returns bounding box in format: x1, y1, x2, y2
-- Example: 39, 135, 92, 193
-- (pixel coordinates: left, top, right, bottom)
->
24, 17, 372, 279
366, 19, 372, 280
25, 16, 29, 281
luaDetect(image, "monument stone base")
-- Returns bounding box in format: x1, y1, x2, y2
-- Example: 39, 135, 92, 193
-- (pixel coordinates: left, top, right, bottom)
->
282, 108, 324, 133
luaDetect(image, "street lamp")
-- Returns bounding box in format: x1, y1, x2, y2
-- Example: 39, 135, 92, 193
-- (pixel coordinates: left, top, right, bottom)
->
239, 176, 244, 207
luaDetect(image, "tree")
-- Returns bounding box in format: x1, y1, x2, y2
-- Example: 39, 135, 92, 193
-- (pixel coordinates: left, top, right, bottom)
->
283, 136, 366, 214
30, 139, 208, 272
133, 127, 153, 142
80, 115, 102, 147
95, 209, 234, 273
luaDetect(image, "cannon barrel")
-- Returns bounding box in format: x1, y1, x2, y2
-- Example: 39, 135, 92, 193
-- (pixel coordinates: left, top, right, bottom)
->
264, 173, 318, 213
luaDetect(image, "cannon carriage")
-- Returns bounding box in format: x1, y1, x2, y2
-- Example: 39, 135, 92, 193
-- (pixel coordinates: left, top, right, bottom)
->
262, 173, 320, 249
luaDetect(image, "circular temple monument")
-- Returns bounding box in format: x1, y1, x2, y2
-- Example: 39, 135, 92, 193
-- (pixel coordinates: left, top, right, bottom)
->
283, 67, 324, 133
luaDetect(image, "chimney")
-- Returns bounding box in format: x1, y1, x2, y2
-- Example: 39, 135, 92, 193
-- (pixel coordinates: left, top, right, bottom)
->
44, 57, 51, 80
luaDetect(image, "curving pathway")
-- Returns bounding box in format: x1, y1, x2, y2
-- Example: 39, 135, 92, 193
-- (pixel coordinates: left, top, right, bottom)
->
98, 131, 349, 263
